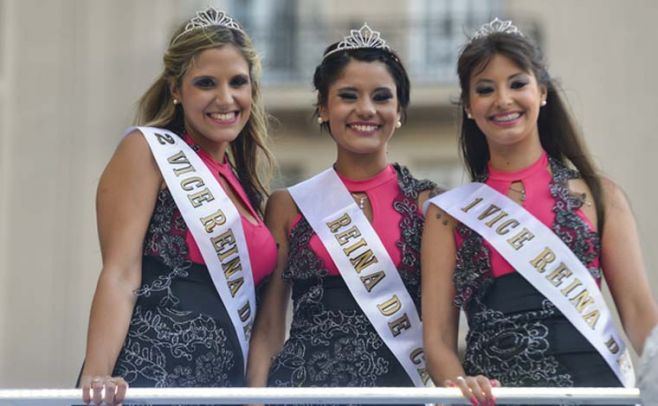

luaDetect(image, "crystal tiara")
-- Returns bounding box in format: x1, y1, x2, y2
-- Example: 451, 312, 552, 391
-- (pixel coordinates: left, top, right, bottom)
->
323, 23, 391, 60
471, 17, 524, 41
172, 7, 243, 44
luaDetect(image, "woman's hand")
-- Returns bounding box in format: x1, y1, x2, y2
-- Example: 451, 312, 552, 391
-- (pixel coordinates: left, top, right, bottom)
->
445, 375, 499, 406
80, 375, 128, 406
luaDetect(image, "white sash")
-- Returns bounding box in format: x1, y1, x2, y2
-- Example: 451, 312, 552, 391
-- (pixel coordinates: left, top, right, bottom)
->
288, 168, 431, 387
425, 182, 635, 387
136, 126, 256, 369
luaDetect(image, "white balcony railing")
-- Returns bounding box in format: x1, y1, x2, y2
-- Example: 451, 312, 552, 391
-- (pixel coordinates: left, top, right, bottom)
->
0, 387, 642, 405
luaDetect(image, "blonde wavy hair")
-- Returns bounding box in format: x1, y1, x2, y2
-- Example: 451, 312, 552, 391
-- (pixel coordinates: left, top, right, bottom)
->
135, 15, 274, 213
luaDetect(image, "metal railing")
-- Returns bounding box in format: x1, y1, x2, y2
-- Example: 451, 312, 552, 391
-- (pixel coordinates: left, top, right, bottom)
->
0, 387, 642, 405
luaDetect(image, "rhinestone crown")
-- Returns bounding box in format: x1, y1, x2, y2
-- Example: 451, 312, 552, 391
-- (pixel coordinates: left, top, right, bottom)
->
323, 23, 391, 60
173, 7, 243, 44
471, 18, 523, 41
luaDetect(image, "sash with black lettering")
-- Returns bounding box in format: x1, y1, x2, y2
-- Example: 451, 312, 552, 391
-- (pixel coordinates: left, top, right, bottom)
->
136, 126, 255, 369
425, 182, 635, 387
289, 168, 431, 387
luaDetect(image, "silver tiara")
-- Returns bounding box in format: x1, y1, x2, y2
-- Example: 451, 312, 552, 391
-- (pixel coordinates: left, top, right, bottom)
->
471, 18, 524, 41
323, 23, 391, 60
172, 7, 243, 44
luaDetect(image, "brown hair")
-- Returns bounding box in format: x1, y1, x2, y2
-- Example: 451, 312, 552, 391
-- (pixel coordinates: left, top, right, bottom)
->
457, 32, 605, 231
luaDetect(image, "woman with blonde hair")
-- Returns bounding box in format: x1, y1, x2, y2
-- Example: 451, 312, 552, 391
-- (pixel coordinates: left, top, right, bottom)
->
79, 7, 276, 405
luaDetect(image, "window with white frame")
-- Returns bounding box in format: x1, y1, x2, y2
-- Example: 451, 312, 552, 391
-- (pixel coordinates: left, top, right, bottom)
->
408, 0, 502, 83
228, 0, 324, 84
219, 0, 507, 85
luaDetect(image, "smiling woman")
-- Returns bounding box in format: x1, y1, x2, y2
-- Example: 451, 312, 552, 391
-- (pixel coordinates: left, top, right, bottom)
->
465, 54, 547, 165
171, 46, 253, 160
246, 24, 436, 406
77, 7, 276, 406
319, 60, 400, 159
421, 18, 658, 406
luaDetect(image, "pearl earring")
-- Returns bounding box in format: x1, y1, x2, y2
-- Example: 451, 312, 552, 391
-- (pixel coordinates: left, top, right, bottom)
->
395, 121, 402, 129
317, 117, 324, 125
541, 100, 547, 107
466, 112, 473, 119
173, 99, 179, 105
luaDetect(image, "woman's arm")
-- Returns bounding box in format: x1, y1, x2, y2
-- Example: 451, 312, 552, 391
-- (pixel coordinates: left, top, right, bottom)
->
422, 204, 496, 405
422, 205, 462, 382
599, 178, 658, 355
246, 189, 295, 387
80, 132, 162, 405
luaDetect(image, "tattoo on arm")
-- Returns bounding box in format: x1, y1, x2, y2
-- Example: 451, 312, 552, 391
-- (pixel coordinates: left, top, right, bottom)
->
428, 186, 445, 198
435, 210, 449, 226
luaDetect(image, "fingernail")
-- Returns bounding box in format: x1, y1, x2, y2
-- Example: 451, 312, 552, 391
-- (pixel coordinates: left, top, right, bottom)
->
470, 397, 479, 406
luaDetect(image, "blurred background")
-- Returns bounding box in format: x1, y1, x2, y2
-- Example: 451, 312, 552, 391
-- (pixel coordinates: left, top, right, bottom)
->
1, 0, 657, 388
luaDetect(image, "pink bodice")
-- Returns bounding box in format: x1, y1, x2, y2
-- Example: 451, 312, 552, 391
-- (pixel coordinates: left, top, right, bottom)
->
458, 152, 599, 278
289, 165, 407, 276
183, 134, 276, 285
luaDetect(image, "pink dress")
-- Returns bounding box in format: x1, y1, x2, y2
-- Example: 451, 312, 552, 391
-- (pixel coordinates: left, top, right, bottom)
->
453, 152, 615, 388
268, 164, 435, 391
184, 134, 277, 284
288, 165, 403, 275
475, 151, 599, 278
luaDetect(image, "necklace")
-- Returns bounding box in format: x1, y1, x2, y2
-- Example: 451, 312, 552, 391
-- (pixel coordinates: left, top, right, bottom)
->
508, 184, 526, 202
351, 192, 368, 209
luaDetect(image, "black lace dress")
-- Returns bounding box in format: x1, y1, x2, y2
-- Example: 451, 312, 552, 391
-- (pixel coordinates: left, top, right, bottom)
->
109, 189, 250, 388
267, 165, 434, 405
455, 158, 622, 404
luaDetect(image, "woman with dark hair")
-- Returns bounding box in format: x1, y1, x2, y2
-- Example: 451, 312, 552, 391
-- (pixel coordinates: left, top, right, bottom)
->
79, 7, 276, 405
248, 24, 435, 396
422, 18, 658, 405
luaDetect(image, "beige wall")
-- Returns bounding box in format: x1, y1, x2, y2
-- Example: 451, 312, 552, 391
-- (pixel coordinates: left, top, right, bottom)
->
0, 0, 656, 388
0, 0, 186, 387
506, 0, 658, 292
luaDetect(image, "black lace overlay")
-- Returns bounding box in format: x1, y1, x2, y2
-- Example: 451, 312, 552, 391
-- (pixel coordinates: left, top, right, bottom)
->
455, 158, 617, 389
464, 291, 574, 388
268, 165, 434, 396
112, 189, 244, 388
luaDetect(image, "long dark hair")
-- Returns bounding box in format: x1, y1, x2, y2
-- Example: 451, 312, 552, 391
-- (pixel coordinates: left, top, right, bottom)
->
457, 32, 605, 231
313, 45, 410, 129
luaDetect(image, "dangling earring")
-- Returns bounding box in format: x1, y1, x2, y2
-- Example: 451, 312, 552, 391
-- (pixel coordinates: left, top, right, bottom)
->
541, 100, 547, 107
317, 117, 324, 125
395, 120, 402, 129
